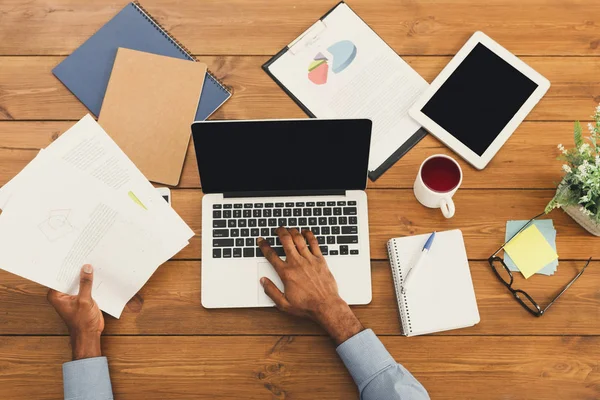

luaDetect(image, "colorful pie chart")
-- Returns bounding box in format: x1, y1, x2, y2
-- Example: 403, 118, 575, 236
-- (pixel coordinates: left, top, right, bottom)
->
327, 40, 357, 73
307, 41, 357, 85
308, 58, 329, 85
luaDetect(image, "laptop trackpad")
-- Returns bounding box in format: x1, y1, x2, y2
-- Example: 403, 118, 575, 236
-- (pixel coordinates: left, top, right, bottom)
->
257, 261, 284, 306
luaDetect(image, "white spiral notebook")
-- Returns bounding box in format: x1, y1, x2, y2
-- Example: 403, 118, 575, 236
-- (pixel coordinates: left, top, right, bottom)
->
387, 230, 480, 336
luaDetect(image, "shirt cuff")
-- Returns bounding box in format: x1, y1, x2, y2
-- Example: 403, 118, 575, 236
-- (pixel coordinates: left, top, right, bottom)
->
63, 357, 114, 400
336, 329, 396, 391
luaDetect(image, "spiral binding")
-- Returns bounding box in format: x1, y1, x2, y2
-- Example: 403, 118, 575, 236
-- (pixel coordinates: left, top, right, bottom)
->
132, 1, 232, 95
387, 239, 412, 336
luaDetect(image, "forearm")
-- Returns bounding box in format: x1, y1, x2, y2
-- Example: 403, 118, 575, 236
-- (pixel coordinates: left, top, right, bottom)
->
315, 299, 428, 399
63, 357, 114, 400
71, 331, 102, 361
315, 299, 364, 345
63, 335, 113, 400
336, 330, 429, 400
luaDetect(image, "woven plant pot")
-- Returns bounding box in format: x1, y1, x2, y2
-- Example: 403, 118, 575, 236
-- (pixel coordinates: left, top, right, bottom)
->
555, 180, 600, 236
562, 204, 600, 236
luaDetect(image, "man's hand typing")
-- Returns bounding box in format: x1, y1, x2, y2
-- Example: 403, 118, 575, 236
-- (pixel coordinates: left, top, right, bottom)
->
258, 227, 364, 345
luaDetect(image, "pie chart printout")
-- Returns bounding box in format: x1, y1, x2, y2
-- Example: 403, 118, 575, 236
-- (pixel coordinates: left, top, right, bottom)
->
308, 53, 329, 85
307, 41, 357, 85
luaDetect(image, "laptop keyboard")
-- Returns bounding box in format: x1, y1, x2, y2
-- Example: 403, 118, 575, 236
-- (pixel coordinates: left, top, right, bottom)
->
211, 201, 360, 259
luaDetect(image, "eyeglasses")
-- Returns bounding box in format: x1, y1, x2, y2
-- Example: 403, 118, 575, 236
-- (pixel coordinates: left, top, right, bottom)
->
488, 212, 591, 317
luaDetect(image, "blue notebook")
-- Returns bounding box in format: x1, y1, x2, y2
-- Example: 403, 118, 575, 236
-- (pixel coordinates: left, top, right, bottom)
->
53, 1, 231, 121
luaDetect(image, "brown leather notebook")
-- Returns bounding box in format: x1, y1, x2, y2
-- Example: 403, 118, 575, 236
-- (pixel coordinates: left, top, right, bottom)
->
99, 48, 206, 186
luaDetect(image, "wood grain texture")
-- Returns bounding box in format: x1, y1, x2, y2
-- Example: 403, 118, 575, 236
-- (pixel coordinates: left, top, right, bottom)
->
16, 186, 595, 262
164, 189, 599, 261
1, 336, 599, 400
1, 56, 599, 121
0, 260, 597, 336
1, 0, 600, 56
0, 121, 580, 190
1, 0, 600, 398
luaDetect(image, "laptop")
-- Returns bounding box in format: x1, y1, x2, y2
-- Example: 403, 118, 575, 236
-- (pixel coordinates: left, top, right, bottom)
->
192, 119, 373, 308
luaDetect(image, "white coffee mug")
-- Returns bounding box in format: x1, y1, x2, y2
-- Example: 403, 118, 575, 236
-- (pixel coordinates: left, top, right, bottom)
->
413, 154, 463, 219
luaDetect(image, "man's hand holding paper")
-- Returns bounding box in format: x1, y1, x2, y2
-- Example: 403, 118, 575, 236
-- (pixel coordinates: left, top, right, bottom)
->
0, 115, 194, 318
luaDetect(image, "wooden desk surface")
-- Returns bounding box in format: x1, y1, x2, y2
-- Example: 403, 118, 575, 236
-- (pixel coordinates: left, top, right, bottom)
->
1, 0, 599, 398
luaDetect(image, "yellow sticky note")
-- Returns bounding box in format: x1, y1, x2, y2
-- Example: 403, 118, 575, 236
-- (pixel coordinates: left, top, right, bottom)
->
504, 225, 558, 279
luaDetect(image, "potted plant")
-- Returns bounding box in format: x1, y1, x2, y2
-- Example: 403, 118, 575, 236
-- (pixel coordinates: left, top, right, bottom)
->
546, 104, 600, 236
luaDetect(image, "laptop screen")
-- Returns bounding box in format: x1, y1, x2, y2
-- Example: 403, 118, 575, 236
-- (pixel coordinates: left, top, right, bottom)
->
192, 119, 372, 194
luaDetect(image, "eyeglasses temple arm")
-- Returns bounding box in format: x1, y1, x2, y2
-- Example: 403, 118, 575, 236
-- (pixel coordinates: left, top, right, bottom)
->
541, 257, 592, 314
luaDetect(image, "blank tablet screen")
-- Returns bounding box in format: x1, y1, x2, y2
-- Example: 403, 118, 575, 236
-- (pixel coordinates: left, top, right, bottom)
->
421, 43, 538, 156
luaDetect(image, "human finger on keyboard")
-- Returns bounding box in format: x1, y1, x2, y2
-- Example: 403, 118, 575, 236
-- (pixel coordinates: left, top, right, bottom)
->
258, 226, 355, 341
290, 228, 313, 259
257, 236, 286, 274
302, 230, 323, 257
276, 226, 299, 260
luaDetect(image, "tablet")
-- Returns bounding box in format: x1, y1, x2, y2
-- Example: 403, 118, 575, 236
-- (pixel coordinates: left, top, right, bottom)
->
409, 32, 550, 170
156, 187, 171, 205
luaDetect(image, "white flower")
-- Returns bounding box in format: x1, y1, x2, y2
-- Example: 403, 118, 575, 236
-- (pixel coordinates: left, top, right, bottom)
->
581, 195, 590, 202
578, 163, 588, 176
596, 155, 600, 165
557, 143, 568, 154
579, 206, 592, 216
580, 143, 590, 154
589, 123, 596, 133
596, 104, 600, 114
562, 164, 572, 173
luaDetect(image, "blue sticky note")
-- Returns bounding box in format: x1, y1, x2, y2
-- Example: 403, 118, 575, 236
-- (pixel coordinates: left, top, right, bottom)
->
505, 220, 558, 275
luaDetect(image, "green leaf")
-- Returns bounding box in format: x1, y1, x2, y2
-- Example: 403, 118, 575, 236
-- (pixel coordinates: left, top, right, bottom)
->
545, 198, 557, 213
574, 121, 584, 148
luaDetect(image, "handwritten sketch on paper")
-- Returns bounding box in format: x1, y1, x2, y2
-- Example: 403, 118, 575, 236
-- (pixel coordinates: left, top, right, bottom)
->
0, 115, 194, 318
38, 209, 74, 242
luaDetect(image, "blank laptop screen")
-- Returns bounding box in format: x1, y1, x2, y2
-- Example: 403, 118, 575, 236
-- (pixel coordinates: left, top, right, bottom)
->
192, 119, 372, 194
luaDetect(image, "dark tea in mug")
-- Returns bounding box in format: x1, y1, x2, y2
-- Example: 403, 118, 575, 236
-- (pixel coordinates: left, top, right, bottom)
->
421, 156, 461, 193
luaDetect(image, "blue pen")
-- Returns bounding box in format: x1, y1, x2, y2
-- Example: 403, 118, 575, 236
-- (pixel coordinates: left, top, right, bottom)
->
402, 232, 436, 293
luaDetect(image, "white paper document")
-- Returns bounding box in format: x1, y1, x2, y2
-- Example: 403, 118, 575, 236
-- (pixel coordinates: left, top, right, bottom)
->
266, 3, 429, 174
0, 115, 194, 318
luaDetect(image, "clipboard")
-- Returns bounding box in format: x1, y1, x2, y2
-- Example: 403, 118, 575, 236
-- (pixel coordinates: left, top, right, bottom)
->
262, 1, 428, 181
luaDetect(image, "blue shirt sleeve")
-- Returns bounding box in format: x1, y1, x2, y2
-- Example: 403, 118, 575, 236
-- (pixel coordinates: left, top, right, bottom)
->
63, 357, 114, 400
336, 329, 429, 400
